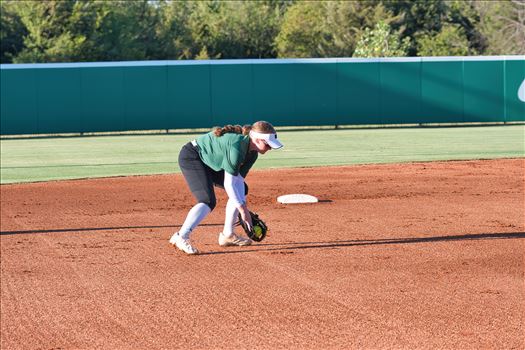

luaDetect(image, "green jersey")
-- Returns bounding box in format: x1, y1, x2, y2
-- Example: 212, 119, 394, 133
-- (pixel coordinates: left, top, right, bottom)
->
196, 132, 258, 177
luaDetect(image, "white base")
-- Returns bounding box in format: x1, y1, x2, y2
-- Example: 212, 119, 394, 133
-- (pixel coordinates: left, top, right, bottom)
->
277, 194, 319, 204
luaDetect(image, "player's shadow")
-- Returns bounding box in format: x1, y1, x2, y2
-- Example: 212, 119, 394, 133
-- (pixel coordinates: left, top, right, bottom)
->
0, 224, 221, 236
2, 226, 523, 257
198, 231, 525, 256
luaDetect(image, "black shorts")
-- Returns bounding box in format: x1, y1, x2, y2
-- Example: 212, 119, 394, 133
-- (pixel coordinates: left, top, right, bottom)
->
178, 142, 248, 210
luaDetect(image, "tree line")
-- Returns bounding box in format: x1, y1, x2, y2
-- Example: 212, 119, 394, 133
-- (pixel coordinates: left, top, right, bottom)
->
1, 0, 524, 64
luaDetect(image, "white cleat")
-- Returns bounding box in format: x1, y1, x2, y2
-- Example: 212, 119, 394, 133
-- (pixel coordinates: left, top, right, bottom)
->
169, 233, 199, 255
218, 232, 253, 247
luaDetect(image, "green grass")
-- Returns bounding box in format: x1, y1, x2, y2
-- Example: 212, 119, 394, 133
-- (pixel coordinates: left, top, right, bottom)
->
1, 125, 524, 184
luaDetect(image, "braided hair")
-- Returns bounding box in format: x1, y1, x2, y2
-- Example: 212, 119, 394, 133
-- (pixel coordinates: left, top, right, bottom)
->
213, 124, 250, 136
213, 121, 275, 137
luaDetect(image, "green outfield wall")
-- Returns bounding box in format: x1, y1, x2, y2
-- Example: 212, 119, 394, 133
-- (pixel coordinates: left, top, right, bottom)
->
1, 56, 524, 135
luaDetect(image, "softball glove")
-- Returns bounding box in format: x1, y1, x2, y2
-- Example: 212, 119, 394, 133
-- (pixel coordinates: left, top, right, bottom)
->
238, 211, 268, 242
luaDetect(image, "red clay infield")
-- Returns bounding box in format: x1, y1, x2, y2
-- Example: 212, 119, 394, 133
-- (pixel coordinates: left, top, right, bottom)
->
1, 158, 524, 349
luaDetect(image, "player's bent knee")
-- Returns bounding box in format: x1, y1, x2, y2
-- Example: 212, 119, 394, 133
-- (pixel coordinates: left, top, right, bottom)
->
203, 198, 216, 211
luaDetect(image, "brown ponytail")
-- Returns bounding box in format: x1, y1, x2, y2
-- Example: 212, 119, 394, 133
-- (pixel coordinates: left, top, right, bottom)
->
213, 121, 275, 137
213, 124, 251, 137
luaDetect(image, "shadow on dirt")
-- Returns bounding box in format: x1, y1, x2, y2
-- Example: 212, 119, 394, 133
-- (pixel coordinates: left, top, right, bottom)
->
198, 231, 525, 255
0, 223, 222, 236
2, 227, 523, 256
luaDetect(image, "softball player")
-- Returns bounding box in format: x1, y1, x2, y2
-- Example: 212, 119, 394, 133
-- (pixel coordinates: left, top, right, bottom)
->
169, 121, 283, 254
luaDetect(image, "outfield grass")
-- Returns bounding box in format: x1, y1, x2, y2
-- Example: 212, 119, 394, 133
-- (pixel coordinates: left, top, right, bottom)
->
1, 125, 523, 184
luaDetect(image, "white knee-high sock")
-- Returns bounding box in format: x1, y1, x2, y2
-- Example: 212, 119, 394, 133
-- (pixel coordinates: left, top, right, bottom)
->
223, 199, 238, 237
179, 203, 211, 239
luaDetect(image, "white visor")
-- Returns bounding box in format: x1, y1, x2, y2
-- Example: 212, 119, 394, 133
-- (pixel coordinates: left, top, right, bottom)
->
249, 130, 283, 149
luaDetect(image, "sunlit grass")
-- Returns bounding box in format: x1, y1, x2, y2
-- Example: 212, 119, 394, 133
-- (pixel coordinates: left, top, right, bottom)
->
1, 125, 523, 184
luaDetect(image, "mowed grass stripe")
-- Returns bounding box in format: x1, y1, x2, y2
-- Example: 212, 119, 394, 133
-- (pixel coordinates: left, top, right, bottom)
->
1, 125, 523, 184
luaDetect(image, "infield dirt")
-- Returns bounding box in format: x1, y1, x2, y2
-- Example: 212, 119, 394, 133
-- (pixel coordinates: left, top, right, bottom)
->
1, 158, 524, 349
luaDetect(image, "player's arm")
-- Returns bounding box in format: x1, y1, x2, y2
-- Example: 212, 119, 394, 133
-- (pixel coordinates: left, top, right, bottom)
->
223, 172, 253, 230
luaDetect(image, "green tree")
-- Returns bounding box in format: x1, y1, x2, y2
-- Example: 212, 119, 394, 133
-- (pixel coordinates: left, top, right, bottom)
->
382, 0, 485, 56
416, 24, 470, 56
183, 1, 286, 59
11, 0, 85, 62
275, 1, 326, 58
88, 1, 162, 61
223, 0, 286, 58
473, 0, 525, 55
353, 21, 410, 58
6, 0, 516, 63
445, 0, 486, 54
0, 1, 27, 63
156, 0, 197, 59
276, 0, 400, 58
9, 0, 163, 63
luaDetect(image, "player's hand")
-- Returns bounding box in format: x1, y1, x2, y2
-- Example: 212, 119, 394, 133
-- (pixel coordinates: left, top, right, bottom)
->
238, 204, 253, 231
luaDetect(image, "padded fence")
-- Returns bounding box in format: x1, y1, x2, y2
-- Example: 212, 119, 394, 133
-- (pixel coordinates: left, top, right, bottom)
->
1, 56, 523, 135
